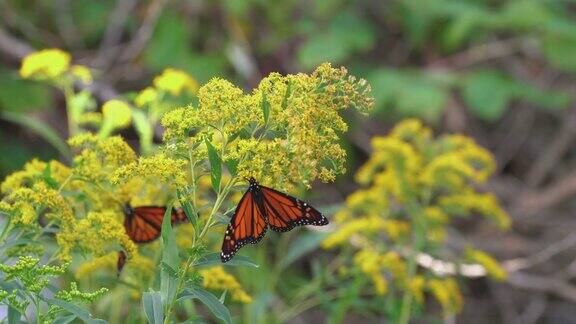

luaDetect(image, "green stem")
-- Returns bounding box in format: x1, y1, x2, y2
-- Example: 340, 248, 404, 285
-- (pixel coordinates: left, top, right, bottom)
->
163, 255, 193, 324
396, 168, 427, 324
62, 80, 79, 137
397, 200, 425, 324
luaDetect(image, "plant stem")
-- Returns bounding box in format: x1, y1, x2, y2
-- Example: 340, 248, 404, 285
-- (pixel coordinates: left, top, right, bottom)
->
396, 169, 427, 324
62, 80, 79, 137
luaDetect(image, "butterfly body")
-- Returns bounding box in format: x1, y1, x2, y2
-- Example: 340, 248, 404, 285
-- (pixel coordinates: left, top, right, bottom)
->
221, 177, 328, 262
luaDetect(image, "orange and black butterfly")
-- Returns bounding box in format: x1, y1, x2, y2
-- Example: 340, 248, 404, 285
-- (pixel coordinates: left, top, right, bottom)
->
221, 177, 328, 262
117, 204, 188, 273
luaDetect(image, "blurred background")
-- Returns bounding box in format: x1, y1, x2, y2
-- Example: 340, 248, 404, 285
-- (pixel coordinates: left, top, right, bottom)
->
1, 0, 576, 323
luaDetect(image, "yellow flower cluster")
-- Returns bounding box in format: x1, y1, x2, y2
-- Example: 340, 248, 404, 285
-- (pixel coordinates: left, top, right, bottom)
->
0, 182, 74, 229
324, 119, 510, 314
0, 159, 71, 194
427, 278, 463, 315
353, 249, 406, 295
135, 87, 158, 107
153, 68, 199, 96
19, 48, 91, 83
162, 63, 373, 190
112, 153, 187, 188
57, 211, 136, 262
100, 100, 133, 136
68, 133, 137, 183
199, 266, 252, 303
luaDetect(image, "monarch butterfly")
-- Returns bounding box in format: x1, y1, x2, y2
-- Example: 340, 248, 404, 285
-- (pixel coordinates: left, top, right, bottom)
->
221, 177, 328, 262
117, 204, 188, 273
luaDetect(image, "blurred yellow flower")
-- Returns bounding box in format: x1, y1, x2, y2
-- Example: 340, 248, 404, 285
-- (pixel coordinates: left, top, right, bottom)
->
466, 248, 507, 281
71, 65, 92, 84
324, 118, 509, 315
111, 153, 187, 188
427, 278, 463, 315
20, 49, 71, 80
101, 100, 132, 135
199, 266, 252, 303
135, 87, 158, 107
153, 68, 198, 96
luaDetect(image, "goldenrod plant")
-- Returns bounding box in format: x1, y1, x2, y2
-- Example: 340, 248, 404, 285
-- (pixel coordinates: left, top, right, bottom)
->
0, 49, 373, 322
323, 119, 510, 323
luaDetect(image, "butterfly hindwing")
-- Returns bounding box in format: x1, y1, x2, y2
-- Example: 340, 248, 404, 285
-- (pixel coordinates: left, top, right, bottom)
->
260, 185, 329, 232
220, 189, 267, 262
120, 205, 189, 273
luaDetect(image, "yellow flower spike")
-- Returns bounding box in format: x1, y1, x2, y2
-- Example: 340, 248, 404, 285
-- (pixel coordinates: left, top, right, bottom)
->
353, 249, 388, 295
199, 266, 252, 303
428, 278, 463, 315
409, 276, 426, 304
56, 210, 136, 263
20, 49, 71, 80
75, 253, 118, 279
466, 249, 507, 281
68, 133, 137, 183
439, 191, 511, 230
112, 153, 187, 188
322, 217, 387, 249
135, 87, 158, 107
153, 68, 199, 96
100, 100, 133, 136
0, 159, 71, 194
70, 65, 92, 84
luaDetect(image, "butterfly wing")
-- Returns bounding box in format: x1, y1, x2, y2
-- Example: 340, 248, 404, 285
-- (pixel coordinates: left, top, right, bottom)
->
221, 190, 268, 262
171, 208, 188, 224
117, 250, 127, 274
260, 186, 328, 232
124, 206, 165, 243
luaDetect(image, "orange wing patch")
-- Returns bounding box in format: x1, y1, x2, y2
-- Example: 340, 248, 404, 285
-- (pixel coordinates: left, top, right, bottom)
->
221, 191, 267, 262
260, 186, 329, 232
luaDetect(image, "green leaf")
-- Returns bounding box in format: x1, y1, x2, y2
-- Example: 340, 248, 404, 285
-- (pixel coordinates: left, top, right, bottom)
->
281, 81, 292, 110
205, 139, 222, 193
0, 73, 51, 112
42, 163, 60, 189
142, 291, 164, 324
543, 35, 576, 72
53, 315, 77, 324
461, 70, 513, 121
297, 11, 375, 69
396, 80, 447, 122
177, 190, 198, 230
193, 253, 259, 268
1, 111, 71, 160
261, 91, 271, 125
42, 298, 106, 324
278, 232, 328, 270
7, 305, 22, 324
161, 202, 180, 308
178, 287, 232, 324
225, 158, 239, 177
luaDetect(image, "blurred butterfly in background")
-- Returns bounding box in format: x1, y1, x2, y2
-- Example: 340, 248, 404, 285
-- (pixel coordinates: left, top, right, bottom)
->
221, 177, 329, 262
117, 204, 188, 273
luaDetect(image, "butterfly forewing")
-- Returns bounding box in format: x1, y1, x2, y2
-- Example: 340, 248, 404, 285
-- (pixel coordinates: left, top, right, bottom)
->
220, 189, 267, 262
